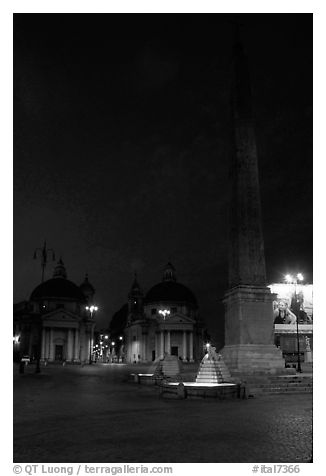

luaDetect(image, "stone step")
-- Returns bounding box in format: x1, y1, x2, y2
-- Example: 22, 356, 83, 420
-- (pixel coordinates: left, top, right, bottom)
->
240, 373, 313, 395
268, 378, 312, 384
197, 370, 224, 375
196, 377, 220, 382
198, 371, 228, 377
256, 381, 312, 387
196, 380, 221, 384
248, 384, 313, 394
261, 387, 312, 393
199, 366, 229, 370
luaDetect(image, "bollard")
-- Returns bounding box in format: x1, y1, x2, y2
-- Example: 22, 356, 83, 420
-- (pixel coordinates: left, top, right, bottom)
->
177, 382, 186, 399
241, 383, 247, 399
134, 374, 140, 384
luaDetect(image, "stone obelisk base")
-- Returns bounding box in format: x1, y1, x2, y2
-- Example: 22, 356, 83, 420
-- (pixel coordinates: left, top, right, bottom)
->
221, 285, 285, 375
221, 344, 284, 374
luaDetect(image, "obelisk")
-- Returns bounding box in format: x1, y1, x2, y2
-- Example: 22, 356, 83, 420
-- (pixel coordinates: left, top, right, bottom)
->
221, 29, 284, 374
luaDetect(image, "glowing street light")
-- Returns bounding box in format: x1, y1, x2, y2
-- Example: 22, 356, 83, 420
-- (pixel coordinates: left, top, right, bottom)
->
284, 273, 304, 373
159, 309, 170, 319
86, 305, 98, 317
85, 305, 98, 364
158, 309, 171, 356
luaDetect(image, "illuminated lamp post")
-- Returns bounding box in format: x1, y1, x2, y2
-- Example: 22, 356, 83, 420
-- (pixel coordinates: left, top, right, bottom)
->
158, 309, 170, 356
99, 336, 104, 362
104, 335, 109, 362
35, 302, 46, 373
86, 305, 98, 315
85, 305, 98, 364
285, 273, 304, 373
119, 336, 123, 362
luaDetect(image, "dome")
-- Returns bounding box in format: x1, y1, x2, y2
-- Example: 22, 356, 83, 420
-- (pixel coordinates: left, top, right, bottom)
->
30, 278, 86, 302
145, 281, 197, 307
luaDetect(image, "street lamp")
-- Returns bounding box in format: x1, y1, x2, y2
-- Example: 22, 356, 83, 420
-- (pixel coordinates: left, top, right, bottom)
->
285, 273, 304, 373
158, 309, 170, 356
85, 305, 98, 364
158, 309, 170, 319
86, 305, 98, 316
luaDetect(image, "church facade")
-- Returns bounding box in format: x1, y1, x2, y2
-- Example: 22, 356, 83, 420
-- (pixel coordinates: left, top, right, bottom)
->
122, 263, 205, 363
13, 260, 96, 364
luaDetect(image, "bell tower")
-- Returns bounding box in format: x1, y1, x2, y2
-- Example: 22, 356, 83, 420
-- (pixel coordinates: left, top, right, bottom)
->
127, 274, 144, 322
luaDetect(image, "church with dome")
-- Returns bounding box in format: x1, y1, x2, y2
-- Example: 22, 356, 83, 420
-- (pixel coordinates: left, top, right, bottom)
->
111, 263, 205, 363
13, 259, 96, 364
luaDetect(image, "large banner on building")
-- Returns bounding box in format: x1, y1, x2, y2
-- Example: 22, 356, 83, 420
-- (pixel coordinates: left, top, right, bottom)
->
268, 283, 313, 324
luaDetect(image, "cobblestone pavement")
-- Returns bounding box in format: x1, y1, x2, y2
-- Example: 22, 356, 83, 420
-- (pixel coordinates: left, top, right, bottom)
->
13, 363, 312, 463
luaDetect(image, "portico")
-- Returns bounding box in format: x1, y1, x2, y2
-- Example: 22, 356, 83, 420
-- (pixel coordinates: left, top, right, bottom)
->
156, 327, 195, 361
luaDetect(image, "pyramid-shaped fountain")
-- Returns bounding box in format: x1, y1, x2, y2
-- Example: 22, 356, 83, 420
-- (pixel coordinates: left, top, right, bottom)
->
196, 345, 233, 384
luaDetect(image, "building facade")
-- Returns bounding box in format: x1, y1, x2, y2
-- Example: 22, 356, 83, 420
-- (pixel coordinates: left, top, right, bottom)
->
13, 260, 96, 364
121, 263, 205, 363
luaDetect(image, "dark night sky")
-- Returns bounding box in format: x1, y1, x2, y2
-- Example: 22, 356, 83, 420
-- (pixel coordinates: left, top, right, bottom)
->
13, 14, 312, 346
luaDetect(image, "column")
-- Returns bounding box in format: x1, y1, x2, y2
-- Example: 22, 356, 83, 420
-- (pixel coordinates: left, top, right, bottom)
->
160, 331, 164, 359
79, 328, 85, 362
90, 324, 94, 363
142, 334, 147, 361
166, 331, 171, 355
89, 333, 93, 363
41, 328, 46, 360
182, 331, 187, 361
155, 333, 158, 360
49, 329, 54, 361
189, 331, 194, 362
67, 329, 73, 361
74, 329, 80, 361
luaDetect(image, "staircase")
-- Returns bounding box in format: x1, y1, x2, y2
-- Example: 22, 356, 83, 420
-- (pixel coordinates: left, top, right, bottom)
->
239, 374, 313, 396
147, 355, 182, 381
161, 354, 181, 378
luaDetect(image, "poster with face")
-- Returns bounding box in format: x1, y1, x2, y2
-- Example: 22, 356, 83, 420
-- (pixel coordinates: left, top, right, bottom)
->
268, 283, 313, 324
